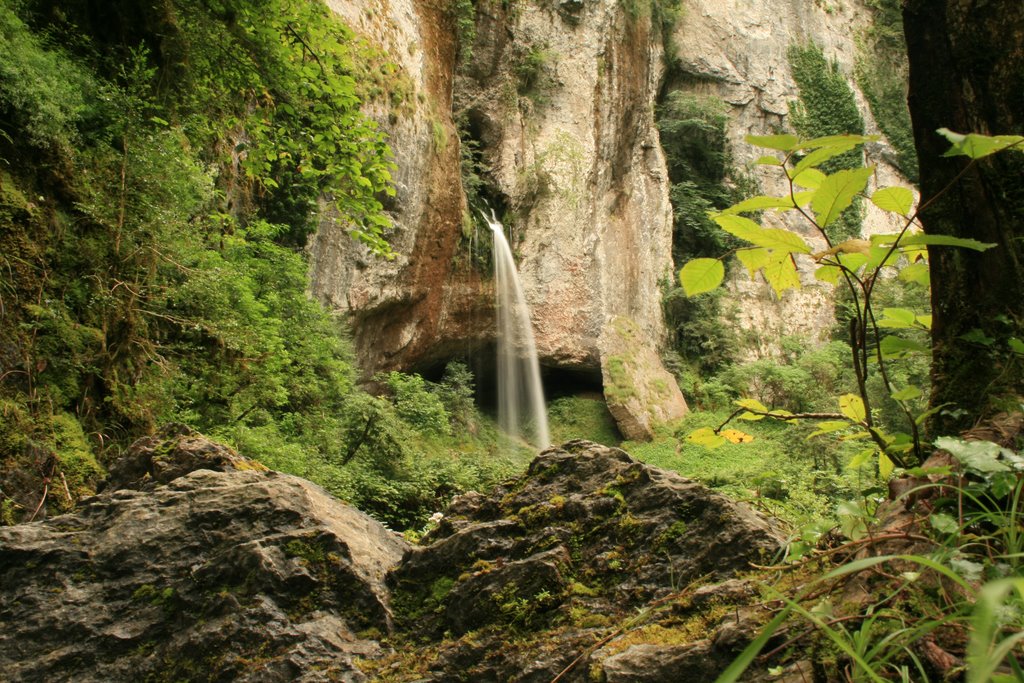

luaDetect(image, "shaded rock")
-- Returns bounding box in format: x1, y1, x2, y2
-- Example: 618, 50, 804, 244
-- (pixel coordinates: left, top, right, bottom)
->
0, 442, 408, 682
386, 440, 783, 680
102, 422, 267, 492
600, 316, 688, 440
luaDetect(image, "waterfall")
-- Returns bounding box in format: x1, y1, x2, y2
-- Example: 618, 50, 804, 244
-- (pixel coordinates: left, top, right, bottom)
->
483, 210, 550, 450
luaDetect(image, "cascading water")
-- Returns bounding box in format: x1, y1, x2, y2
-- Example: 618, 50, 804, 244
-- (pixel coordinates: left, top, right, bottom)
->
483, 210, 550, 450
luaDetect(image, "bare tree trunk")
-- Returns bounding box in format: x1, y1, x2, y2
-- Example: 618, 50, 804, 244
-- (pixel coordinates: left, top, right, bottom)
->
903, 0, 1024, 434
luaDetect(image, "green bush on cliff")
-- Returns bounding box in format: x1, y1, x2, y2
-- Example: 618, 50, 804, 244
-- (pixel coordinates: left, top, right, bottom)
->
0, 0, 518, 530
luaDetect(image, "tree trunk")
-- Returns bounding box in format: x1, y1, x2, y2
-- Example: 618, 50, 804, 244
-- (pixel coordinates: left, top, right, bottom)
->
903, 0, 1024, 435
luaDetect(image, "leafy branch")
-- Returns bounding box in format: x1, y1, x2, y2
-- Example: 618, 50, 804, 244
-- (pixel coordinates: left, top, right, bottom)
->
679, 129, 1023, 472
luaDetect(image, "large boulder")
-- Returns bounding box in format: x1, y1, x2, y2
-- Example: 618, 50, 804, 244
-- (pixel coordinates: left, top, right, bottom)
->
0, 429, 408, 682
1, 432, 788, 682
384, 440, 784, 680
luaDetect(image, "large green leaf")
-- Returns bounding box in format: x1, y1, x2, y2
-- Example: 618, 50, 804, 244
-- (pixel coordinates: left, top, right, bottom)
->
791, 168, 826, 189
879, 335, 929, 359
791, 143, 857, 176
839, 394, 866, 422
763, 254, 801, 295
679, 258, 725, 297
870, 186, 915, 217
736, 247, 772, 277
722, 192, 813, 215
935, 437, 1011, 474
938, 128, 1024, 159
812, 167, 875, 228
876, 307, 918, 329
746, 133, 800, 151
899, 233, 996, 252
712, 215, 811, 253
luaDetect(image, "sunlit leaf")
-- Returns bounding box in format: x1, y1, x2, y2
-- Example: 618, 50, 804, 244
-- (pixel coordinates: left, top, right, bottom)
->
712, 215, 812, 253
848, 448, 876, 469
1009, 338, 1024, 355
755, 155, 783, 166
763, 254, 801, 295
687, 427, 727, 448
812, 167, 875, 228
938, 128, 1024, 159
807, 420, 851, 438
721, 428, 754, 444
791, 168, 826, 189
876, 308, 918, 328
878, 452, 895, 479
839, 394, 866, 422
836, 252, 868, 273
890, 385, 922, 401
898, 261, 930, 286
815, 265, 841, 284
792, 143, 857, 176
899, 233, 996, 251
735, 398, 769, 412
746, 133, 800, 151
866, 244, 900, 270
679, 258, 725, 297
870, 186, 915, 217
736, 247, 772, 277
880, 335, 929, 359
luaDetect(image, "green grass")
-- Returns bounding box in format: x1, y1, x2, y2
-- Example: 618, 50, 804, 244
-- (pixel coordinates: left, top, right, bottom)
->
547, 395, 622, 447
622, 409, 879, 527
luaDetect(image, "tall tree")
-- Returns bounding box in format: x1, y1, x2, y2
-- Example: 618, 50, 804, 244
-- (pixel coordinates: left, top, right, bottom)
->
902, 0, 1024, 434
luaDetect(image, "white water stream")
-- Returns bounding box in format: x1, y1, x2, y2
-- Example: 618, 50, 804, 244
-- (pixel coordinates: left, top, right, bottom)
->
483, 211, 550, 450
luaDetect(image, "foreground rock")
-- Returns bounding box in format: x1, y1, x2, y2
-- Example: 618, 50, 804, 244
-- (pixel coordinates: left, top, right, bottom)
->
0, 427, 408, 682
1, 432, 786, 682
383, 440, 784, 681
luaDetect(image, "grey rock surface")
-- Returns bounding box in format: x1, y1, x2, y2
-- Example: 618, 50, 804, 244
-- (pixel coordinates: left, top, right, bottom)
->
0, 432, 408, 683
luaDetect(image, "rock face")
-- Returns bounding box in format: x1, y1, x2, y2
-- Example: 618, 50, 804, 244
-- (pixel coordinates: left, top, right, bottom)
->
671, 0, 911, 358
310, 0, 683, 439
383, 440, 784, 680
0, 428, 408, 682
309, 0, 912, 436
0, 432, 786, 682
600, 316, 689, 440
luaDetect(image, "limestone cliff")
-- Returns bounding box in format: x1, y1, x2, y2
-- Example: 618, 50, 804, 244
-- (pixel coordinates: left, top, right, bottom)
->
670, 0, 911, 357
309, 0, 909, 427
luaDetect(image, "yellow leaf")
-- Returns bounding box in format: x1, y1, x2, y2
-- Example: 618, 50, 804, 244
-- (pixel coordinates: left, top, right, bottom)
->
878, 452, 895, 479
721, 428, 755, 444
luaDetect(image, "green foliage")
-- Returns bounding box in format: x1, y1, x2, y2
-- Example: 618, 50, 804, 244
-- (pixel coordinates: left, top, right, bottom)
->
547, 395, 622, 447
856, 0, 918, 182
0, 5, 91, 150
514, 44, 557, 108
787, 43, 866, 241
623, 409, 868, 527
657, 91, 752, 376
718, 436, 1024, 683
675, 131, 1008, 472
450, 0, 477, 64
385, 372, 452, 437
0, 0, 531, 532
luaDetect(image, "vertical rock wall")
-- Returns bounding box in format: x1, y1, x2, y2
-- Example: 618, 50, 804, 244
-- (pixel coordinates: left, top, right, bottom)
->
669, 0, 911, 358
308, 0, 912, 434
